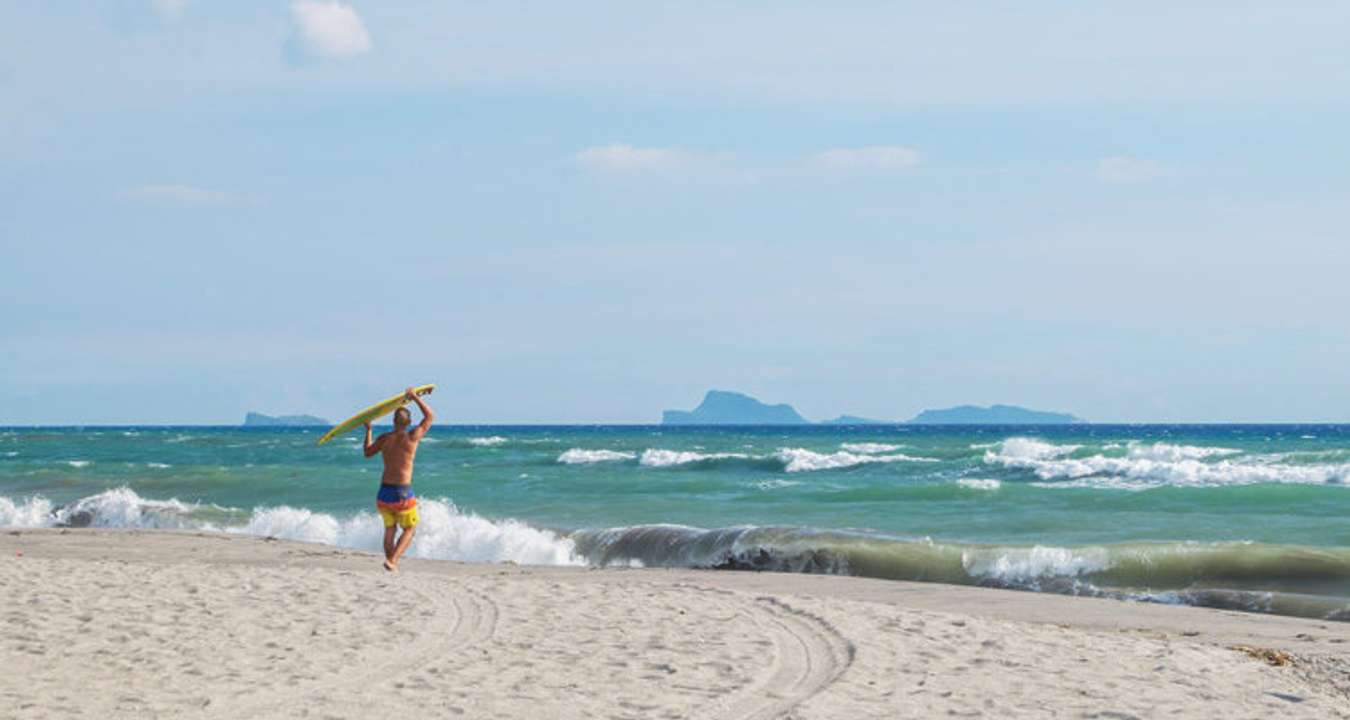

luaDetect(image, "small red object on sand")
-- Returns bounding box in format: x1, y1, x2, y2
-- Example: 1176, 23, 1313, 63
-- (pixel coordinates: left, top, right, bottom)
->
15, 551, 21, 557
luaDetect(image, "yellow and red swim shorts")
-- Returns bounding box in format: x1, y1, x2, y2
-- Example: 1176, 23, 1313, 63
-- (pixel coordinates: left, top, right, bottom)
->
376, 484, 419, 529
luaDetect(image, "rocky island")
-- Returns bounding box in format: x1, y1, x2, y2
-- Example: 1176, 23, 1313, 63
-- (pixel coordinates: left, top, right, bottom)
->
820, 415, 891, 425
243, 412, 330, 427
662, 391, 1081, 425
662, 390, 809, 425
908, 404, 1081, 424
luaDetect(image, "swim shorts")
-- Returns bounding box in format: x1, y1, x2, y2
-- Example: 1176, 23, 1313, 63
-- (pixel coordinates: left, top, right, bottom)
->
376, 484, 418, 529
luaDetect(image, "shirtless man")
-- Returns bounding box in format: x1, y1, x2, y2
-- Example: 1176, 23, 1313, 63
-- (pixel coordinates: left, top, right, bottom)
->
363, 388, 434, 571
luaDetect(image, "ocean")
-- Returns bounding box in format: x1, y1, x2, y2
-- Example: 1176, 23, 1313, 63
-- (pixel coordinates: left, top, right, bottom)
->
3, 424, 1349, 620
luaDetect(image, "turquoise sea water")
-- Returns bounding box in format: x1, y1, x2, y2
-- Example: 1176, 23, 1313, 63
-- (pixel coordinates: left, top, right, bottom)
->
3, 425, 1350, 619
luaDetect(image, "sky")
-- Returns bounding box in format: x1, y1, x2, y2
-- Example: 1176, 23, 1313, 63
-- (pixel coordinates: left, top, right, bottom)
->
3, 1, 1350, 424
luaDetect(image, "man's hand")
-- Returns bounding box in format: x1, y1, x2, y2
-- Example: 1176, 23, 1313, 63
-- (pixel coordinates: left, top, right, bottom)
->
405, 387, 417, 401
363, 421, 372, 430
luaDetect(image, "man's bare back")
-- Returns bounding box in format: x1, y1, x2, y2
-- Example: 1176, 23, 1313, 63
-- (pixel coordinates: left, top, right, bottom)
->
374, 426, 421, 485
362, 387, 434, 571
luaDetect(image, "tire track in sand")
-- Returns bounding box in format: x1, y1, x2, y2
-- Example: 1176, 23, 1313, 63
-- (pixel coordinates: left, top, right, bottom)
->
679, 585, 855, 720
216, 574, 498, 719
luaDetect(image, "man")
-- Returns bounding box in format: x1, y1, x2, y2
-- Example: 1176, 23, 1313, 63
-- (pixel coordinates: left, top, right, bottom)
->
363, 387, 434, 571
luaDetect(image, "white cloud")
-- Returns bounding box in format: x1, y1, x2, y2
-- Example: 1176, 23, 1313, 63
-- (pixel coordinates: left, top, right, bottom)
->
118, 185, 234, 207
289, 1, 372, 61
151, 0, 188, 18
1096, 156, 1165, 184
574, 144, 692, 173
815, 146, 920, 172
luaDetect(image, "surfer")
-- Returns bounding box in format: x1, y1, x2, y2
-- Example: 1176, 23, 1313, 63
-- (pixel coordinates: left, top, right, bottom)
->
363, 387, 434, 571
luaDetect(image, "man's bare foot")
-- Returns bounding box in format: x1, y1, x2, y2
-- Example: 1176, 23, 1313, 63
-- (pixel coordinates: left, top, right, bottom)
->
383, 559, 397, 572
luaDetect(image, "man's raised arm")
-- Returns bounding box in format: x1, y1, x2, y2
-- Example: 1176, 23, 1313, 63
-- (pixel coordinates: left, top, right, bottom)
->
362, 421, 385, 457
407, 387, 434, 440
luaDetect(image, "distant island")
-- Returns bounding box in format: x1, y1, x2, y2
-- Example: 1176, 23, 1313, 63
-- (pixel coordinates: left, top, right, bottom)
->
243, 412, 330, 427
663, 390, 809, 425
820, 415, 891, 425
662, 391, 1081, 425
908, 405, 1081, 425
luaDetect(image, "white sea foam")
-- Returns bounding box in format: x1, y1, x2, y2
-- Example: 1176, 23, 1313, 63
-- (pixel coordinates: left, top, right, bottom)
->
3, 451, 17, 458
1124, 442, 1239, 462
992, 437, 1080, 461
469, 436, 508, 447
0, 487, 582, 566
0, 495, 55, 527
986, 438, 1350, 489
66, 460, 91, 469
774, 448, 937, 473
639, 449, 751, 467
962, 545, 1109, 584
146, 462, 172, 469
957, 478, 1002, 491
0, 487, 201, 529
840, 442, 906, 454
236, 499, 583, 565
557, 449, 636, 464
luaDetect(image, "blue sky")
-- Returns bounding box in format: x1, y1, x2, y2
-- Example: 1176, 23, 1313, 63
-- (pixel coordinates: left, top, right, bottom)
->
3, 1, 1349, 424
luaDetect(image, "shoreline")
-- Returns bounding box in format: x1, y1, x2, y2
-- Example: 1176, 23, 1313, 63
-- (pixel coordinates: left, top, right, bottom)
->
4, 529, 1348, 718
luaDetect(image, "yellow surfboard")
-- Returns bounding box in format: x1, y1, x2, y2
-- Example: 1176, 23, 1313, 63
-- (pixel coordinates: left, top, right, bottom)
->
316, 384, 435, 446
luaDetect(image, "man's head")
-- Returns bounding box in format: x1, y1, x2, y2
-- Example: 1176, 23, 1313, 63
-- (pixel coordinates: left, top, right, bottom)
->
393, 407, 411, 429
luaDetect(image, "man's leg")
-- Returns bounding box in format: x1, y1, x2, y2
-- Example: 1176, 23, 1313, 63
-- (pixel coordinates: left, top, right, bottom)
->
388, 525, 417, 569
383, 525, 397, 561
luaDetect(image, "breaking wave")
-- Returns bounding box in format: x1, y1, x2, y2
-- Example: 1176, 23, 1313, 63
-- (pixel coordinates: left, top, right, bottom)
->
0, 488, 580, 566
557, 449, 637, 464
557, 446, 938, 472
468, 436, 508, 447
571, 524, 1350, 620
985, 438, 1350, 489
774, 447, 937, 472
639, 449, 755, 467
840, 442, 906, 454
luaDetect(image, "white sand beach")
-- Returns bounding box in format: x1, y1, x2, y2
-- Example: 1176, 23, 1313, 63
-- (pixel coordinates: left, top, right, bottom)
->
2, 530, 1347, 719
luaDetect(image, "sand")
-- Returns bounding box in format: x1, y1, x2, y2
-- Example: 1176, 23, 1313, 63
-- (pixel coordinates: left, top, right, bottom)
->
2, 530, 1348, 719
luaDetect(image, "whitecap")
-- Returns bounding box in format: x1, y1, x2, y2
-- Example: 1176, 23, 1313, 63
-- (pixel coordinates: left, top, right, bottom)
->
775, 447, 937, 473
469, 436, 508, 447
840, 442, 906, 454
957, 478, 1001, 491
639, 449, 752, 467
1123, 441, 1239, 462
557, 448, 636, 465
987, 437, 1348, 489
989, 437, 1080, 461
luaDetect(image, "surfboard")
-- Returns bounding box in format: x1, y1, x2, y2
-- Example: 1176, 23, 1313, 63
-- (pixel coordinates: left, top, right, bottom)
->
316, 384, 435, 446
